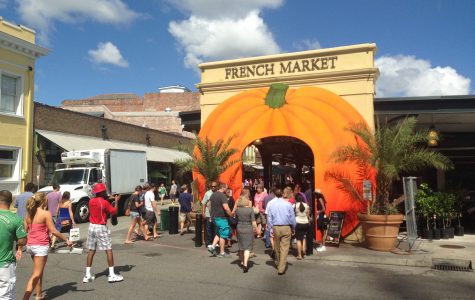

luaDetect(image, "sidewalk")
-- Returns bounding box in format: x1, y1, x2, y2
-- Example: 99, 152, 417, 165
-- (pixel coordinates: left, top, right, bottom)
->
305, 235, 475, 268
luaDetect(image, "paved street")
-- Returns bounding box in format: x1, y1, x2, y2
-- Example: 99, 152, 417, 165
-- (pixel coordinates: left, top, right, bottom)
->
15, 216, 475, 300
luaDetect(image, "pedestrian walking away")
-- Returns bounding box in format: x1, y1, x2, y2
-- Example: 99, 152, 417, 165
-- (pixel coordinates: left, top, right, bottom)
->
83, 183, 123, 284
51, 191, 75, 249
235, 192, 257, 273
292, 193, 310, 260
23, 192, 72, 300
178, 184, 193, 235
266, 188, 296, 275
0, 190, 27, 300
46, 184, 61, 224
14, 182, 36, 220
208, 182, 233, 258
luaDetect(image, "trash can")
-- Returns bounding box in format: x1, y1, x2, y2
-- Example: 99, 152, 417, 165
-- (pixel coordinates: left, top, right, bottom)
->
194, 214, 203, 247
168, 206, 179, 234
159, 208, 169, 231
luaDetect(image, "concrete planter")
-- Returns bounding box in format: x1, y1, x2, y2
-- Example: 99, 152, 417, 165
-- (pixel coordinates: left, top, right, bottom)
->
357, 213, 404, 252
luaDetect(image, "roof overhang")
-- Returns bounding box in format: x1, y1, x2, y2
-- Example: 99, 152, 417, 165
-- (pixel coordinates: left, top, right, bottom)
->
36, 129, 190, 163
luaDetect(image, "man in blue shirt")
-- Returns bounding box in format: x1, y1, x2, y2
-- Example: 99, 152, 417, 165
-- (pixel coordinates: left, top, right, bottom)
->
178, 184, 193, 235
14, 182, 36, 220
266, 188, 296, 275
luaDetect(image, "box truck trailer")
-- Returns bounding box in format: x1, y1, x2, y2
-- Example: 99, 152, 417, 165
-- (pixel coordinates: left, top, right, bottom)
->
39, 149, 148, 223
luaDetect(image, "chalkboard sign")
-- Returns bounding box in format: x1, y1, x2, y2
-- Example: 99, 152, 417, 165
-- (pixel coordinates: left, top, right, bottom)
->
324, 211, 345, 246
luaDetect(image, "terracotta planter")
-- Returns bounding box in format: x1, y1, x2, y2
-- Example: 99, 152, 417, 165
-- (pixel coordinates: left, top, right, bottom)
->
357, 213, 404, 251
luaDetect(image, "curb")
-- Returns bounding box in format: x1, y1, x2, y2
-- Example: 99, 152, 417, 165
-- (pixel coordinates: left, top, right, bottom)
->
304, 253, 433, 268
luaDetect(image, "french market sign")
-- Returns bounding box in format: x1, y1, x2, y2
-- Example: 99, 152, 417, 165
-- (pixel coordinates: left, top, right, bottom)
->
224, 55, 338, 80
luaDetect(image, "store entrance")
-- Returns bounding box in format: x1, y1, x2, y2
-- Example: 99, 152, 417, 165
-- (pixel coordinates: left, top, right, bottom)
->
242, 136, 315, 191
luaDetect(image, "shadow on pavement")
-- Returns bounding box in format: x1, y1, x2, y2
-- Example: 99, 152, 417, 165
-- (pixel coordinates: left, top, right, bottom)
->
43, 281, 93, 298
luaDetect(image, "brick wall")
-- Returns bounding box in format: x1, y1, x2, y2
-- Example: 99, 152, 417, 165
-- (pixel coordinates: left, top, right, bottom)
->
60, 92, 200, 133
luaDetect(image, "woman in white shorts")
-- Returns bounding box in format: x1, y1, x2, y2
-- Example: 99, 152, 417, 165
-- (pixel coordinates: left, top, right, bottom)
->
23, 192, 72, 300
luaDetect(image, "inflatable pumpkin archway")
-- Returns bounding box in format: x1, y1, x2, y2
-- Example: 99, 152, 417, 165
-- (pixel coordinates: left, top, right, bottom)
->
194, 83, 370, 236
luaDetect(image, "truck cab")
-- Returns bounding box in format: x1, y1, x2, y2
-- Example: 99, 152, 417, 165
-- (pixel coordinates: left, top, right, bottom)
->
39, 150, 107, 223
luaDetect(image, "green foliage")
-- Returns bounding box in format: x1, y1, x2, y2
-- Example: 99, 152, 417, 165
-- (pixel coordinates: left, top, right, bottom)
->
174, 133, 240, 188
416, 183, 458, 229
328, 117, 453, 215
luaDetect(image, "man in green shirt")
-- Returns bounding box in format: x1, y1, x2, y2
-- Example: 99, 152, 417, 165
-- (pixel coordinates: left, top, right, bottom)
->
0, 190, 27, 300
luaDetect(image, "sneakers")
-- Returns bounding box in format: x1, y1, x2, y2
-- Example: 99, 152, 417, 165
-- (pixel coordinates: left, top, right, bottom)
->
316, 245, 326, 252
82, 274, 95, 283
207, 245, 217, 256
108, 274, 124, 283
216, 253, 230, 258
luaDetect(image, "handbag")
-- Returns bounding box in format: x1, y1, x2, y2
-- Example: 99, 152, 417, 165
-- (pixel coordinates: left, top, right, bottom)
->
69, 227, 80, 242
228, 217, 238, 226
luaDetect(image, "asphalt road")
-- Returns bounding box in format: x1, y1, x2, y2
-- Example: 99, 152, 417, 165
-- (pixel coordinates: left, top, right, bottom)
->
15, 217, 475, 300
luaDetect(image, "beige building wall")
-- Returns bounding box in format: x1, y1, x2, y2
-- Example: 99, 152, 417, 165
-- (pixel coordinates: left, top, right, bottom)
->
197, 43, 379, 129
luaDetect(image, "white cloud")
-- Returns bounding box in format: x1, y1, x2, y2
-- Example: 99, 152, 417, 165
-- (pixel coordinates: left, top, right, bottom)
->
376, 55, 471, 97
292, 39, 321, 51
168, 0, 283, 19
168, 0, 282, 69
15, 0, 140, 44
88, 42, 128, 68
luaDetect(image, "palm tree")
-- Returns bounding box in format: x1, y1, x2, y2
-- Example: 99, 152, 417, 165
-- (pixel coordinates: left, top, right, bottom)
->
174, 133, 240, 187
326, 116, 453, 214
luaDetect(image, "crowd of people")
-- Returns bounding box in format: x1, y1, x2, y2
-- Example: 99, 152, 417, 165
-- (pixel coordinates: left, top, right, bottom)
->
0, 178, 326, 299
202, 180, 328, 275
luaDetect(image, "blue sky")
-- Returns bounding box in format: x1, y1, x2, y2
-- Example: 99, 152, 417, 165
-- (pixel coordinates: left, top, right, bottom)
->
1, 0, 474, 106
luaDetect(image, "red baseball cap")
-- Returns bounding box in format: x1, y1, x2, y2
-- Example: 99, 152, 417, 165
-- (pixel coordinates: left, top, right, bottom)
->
92, 183, 107, 194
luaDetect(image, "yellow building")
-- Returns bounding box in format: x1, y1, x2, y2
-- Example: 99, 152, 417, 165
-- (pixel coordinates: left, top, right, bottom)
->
0, 17, 48, 195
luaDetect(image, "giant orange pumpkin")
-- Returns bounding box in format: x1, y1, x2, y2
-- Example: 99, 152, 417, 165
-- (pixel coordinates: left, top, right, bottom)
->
194, 83, 372, 237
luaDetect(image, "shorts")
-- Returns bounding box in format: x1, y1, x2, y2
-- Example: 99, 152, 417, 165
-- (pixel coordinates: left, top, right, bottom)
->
0, 262, 16, 300
144, 211, 156, 226
295, 223, 309, 241
213, 217, 230, 239
179, 212, 191, 223
130, 211, 140, 219
26, 245, 49, 256
86, 224, 112, 251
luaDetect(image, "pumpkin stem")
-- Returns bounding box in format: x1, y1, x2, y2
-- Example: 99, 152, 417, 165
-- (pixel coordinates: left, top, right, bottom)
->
265, 83, 289, 109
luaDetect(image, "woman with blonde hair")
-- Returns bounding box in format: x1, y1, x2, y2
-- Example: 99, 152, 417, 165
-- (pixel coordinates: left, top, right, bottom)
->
23, 193, 72, 300
235, 191, 257, 273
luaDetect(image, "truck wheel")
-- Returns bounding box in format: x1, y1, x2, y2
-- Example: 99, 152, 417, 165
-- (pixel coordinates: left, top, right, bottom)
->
75, 199, 90, 223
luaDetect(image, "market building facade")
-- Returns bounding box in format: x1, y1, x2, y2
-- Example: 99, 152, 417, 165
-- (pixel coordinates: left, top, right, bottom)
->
196, 44, 379, 236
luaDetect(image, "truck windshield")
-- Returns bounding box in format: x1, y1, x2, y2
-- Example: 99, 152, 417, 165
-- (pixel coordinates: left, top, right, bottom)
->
51, 169, 87, 185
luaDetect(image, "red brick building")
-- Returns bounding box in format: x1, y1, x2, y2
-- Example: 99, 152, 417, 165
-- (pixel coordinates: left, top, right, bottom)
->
60, 86, 200, 135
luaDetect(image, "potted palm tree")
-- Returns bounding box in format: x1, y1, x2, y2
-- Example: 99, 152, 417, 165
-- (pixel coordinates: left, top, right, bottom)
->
326, 117, 453, 251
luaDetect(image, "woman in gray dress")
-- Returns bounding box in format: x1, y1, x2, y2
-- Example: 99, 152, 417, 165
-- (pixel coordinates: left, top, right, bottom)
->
235, 192, 257, 273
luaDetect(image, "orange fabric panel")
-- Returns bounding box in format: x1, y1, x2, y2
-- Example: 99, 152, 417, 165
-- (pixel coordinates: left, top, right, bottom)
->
194, 86, 373, 237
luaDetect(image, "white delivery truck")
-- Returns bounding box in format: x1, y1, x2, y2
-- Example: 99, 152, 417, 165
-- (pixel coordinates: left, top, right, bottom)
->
39, 149, 148, 223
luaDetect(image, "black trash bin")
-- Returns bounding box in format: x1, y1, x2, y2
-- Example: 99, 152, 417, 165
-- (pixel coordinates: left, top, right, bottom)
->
169, 206, 179, 234
195, 214, 203, 247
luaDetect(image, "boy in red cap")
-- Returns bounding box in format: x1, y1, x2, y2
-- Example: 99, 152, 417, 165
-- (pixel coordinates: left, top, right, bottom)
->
83, 183, 123, 283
